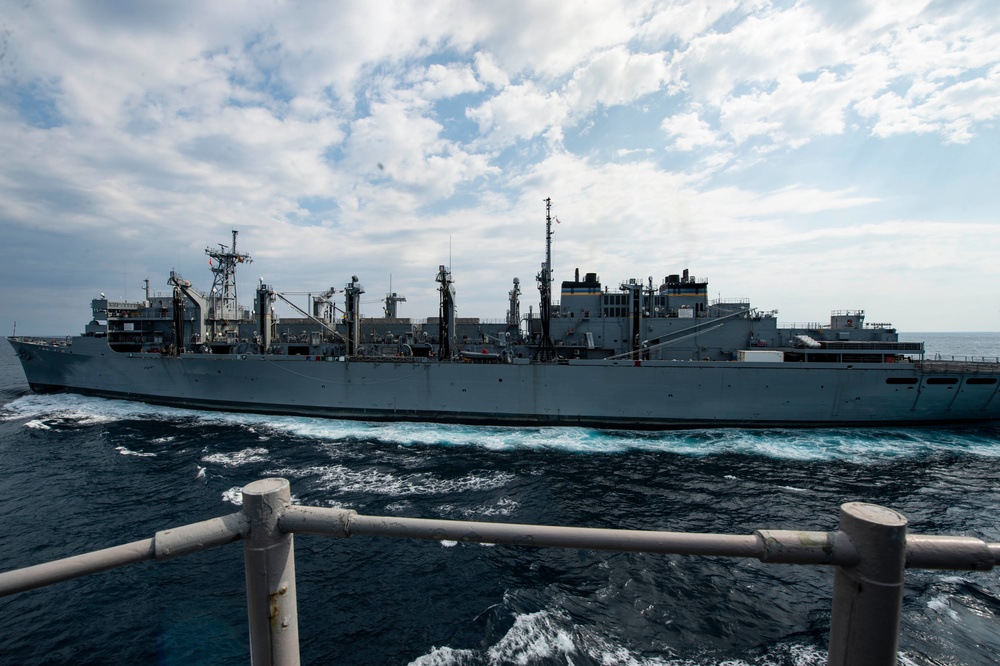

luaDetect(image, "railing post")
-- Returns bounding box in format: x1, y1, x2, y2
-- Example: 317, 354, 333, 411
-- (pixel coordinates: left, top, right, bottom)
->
827, 502, 907, 666
243, 478, 300, 666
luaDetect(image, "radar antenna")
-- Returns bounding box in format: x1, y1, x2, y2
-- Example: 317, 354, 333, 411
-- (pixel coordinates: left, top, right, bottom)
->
205, 230, 252, 340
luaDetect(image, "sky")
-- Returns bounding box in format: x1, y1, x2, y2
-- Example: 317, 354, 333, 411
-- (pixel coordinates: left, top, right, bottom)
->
1, 0, 999, 335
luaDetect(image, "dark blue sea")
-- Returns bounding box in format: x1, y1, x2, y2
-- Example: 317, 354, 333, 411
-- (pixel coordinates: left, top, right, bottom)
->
1, 334, 999, 665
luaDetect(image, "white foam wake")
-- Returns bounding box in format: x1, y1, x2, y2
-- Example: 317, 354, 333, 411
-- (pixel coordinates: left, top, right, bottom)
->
266, 464, 514, 497
4, 393, 1000, 461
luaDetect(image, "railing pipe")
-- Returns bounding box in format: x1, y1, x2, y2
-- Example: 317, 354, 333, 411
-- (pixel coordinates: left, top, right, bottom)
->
349, 513, 761, 556
905, 535, 996, 570
0, 538, 155, 597
281, 506, 761, 557
0, 512, 247, 597
279, 506, 866, 565
828, 503, 908, 666
242, 478, 300, 666
755, 529, 860, 566
154, 511, 249, 560
2, 481, 999, 664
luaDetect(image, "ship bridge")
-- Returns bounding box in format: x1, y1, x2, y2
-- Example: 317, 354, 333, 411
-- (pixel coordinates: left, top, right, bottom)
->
556, 269, 710, 319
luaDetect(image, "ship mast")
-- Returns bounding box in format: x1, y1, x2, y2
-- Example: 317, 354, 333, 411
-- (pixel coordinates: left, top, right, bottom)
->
436, 265, 456, 359
506, 277, 521, 327
344, 276, 364, 356
384, 276, 406, 318
535, 198, 556, 360
205, 230, 252, 340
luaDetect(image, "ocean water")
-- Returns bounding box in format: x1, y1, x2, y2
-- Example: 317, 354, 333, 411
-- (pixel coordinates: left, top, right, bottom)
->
1, 334, 999, 665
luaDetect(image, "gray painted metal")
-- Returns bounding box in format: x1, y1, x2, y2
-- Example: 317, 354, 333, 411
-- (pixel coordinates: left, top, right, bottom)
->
0, 479, 997, 664
905, 534, 997, 570
828, 503, 908, 666
281, 506, 868, 563
154, 512, 248, 560
13, 229, 1000, 430
242, 478, 300, 666
0, 513, 247, 597
0, 538, 155, 597
12, 336, 1000, 428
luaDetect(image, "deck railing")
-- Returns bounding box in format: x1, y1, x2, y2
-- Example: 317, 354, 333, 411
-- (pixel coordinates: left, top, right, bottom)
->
925, 354, 1000, 365
0, 477, 996, 665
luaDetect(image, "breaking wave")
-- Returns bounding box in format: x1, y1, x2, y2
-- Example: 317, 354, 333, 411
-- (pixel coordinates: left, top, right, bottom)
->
409, 608, 829, 665
266, 463, 514, 497
201, 447, 271, 467
3, 393, 1000, 461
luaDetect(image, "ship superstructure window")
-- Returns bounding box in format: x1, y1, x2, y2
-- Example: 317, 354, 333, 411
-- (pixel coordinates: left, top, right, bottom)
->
965, 377, 998, 385
925, 377, 959, 385
602, 292, 630, 318
885, 378, 919, 385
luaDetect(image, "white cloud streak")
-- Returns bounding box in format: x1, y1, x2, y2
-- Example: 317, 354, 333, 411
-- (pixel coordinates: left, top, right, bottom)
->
1, 0, 999, 334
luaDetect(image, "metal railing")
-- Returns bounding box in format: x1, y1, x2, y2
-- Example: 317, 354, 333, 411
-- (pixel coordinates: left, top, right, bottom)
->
0, 477, 996, 665
918, 359, 1000, 374
926, 354, 1000, 364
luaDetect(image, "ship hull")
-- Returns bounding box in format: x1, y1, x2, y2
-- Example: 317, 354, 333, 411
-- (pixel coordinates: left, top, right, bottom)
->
10, 337, 1000, 429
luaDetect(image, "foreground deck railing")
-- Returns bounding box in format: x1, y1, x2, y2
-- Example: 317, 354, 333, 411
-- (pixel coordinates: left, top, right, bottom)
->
0, 478, 996, 665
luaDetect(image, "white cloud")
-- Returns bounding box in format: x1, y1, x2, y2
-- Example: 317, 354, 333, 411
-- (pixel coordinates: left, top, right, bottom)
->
2, 0, 1000, 335
674, 4, 846, 104
406, 63, 484, 100
457, 0, 640, 78
466, 82, 569, 146
564, 47, 673, 112
640, 0, 747, 44
344, 100, 498, 206
469, 45, 673, 148
473, 51, 510, 89
662, 0, 1000, 154
718, 72, 853, 147
662, 110, 723, 151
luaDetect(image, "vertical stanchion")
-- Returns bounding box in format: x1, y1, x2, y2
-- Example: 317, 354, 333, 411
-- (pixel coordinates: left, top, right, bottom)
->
827, 502, 907, 666
243, 478, 300, 666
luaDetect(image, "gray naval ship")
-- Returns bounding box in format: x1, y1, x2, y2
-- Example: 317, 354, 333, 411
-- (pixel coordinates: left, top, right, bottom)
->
9, 202, 1000, 428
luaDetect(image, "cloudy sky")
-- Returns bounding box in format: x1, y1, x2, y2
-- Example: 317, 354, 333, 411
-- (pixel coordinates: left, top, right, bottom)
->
2, 0, 999, 336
